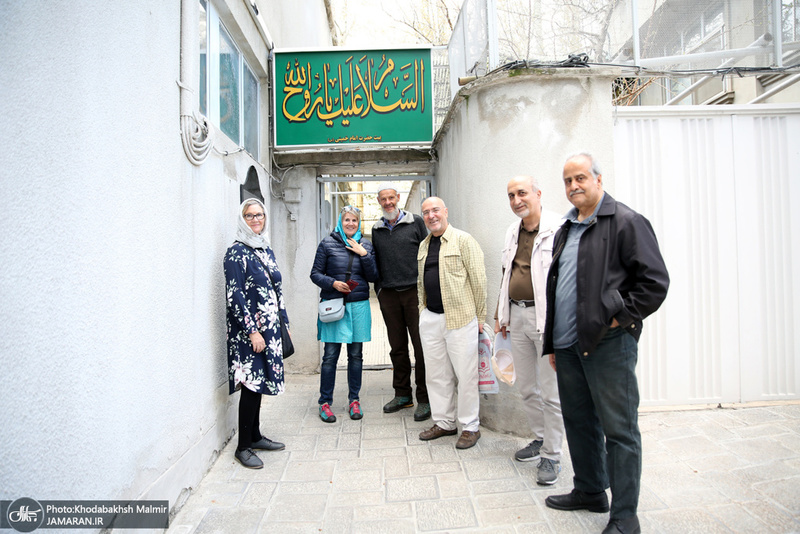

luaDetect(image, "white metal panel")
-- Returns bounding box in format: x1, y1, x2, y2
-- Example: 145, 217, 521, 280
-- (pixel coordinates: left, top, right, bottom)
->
734, 113, 800, 400
614, 105, 800, 404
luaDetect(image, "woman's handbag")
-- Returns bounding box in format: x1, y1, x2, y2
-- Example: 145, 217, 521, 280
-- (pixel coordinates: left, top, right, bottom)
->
318, 298, 345, 323
318, 251, 354, 323
278, 314, 295, 358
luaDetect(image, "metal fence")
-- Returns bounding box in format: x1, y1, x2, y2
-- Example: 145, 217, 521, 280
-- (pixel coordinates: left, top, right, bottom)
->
446, 0, 800, 101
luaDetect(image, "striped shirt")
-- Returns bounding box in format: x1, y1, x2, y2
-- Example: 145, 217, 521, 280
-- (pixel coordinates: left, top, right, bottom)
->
417, 224, 487, 330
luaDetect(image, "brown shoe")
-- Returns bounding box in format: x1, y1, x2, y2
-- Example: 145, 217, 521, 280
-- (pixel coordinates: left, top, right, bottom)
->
419, 425, 458, 441
456, 430, 481, 449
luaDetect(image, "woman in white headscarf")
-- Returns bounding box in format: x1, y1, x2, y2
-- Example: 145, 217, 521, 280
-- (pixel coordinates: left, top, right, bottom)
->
223, 198, 290, 469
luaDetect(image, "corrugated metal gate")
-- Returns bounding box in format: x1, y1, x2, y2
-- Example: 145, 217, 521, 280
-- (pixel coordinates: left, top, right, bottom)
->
613, 104, 800, 405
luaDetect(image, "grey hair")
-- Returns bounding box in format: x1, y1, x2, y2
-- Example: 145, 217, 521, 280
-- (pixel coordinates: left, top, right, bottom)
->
508, 175, 540, 192
565, 153, 602, 178
241, 198, 266, 216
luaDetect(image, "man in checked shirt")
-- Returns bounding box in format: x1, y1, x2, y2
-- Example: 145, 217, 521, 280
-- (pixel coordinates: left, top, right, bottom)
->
416, 196, 487, 449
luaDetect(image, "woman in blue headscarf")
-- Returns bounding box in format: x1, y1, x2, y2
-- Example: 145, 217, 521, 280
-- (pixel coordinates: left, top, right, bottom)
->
310, 205, 379, 423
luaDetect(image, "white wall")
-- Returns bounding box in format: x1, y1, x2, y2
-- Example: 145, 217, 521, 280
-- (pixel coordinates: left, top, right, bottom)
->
0, 0, 330, 512
432, 68, 619, 433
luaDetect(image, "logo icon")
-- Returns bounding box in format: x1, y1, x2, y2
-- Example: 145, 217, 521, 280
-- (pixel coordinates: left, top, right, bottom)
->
7, 498, 44, 533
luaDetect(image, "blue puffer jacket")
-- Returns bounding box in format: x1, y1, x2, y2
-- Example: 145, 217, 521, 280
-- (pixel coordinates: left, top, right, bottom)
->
310, 232, 379, 302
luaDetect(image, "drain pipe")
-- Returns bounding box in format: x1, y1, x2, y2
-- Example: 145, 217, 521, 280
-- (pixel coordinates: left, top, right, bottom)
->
666, 33, 773, 105
179, 0, 212, 165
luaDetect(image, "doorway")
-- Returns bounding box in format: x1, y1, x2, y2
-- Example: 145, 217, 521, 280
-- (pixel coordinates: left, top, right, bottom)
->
316, 176, 431, 369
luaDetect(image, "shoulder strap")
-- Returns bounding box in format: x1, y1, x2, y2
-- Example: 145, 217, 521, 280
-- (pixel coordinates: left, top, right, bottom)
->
345, 251, 355, 282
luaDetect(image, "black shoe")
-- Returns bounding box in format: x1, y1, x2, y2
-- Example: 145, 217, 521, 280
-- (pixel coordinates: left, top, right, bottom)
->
251, 437, 285, 451
602, 516, 640, 534
413, 403, 431, 421
383, 396, 413, 413
234, 448, 263, 469
545, 489, 609, 513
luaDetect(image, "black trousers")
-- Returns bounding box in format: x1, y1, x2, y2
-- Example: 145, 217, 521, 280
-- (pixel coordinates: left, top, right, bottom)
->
378, 287, 428, 402
237, 386, 263, 450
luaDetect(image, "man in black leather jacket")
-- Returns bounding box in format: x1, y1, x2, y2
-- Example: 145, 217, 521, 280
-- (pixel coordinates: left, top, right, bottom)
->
543, 153, 669, 534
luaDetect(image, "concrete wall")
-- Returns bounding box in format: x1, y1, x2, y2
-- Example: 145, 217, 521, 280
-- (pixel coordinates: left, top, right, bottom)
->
432, 68, 619, 435
0, 0, 329, 513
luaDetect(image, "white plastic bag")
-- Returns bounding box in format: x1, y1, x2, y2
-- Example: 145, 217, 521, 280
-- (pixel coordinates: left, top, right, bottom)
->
478, 323, 500, 394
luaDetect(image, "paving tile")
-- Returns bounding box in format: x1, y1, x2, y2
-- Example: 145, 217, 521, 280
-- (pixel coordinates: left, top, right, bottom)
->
257, 521, 321, 533
275, 480, 332, 494
476, 504, 544, 528
194, 506, 264, 534
463, 457, 518, 480
361, 437, 407, 449
645, 507, 738, 533
327, 491, 384, 506
239, 482, 278, 506
263, 494, 327, 522
168, 504, 209, 534
408, 460, 461, 475
363, 423, 405, 440
332, 469, 382, 491
474, 490, 535, 510
339, 457, 384, 471
189, 481, 249, 507
469, 478, 529, 495
436, 471, 470, 498
283, 459, 336, 481
354, 502, 412, 520
706, 503, 772, 532
385, 476, 438, 501
683, 452, 749, 473
658, 434, 727, 459
383, 456, 410, 477
514, 521, 561, 534
351, 518, 416, 533
314, 449, 360, 460
753, 475, 800, 513
361, 446, 406, 458
406, 444, 433, 463
415, 497, 477, 530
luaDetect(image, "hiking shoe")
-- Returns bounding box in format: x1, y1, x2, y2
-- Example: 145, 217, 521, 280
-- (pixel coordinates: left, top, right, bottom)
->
413, 402, 431, 421
251, 437, 285, 451
383, 396, 413, 413
319, 403, 337, 423
234, 448, 263, 469
419, 425, 458, 441
455, 430, 481, 449
536, 458, 561, 485
515, 439, 543, 462
349, 400, 363, 420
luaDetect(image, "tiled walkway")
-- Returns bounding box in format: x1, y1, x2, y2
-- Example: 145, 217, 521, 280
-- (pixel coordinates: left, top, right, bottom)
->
168, 370, 800, 533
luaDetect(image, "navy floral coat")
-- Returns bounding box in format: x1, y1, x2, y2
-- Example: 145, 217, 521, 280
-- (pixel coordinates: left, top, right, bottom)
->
224, 242, 289, 395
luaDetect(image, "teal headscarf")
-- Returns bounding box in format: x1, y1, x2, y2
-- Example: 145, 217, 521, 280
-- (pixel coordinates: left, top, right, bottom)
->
336, 206, 362, 243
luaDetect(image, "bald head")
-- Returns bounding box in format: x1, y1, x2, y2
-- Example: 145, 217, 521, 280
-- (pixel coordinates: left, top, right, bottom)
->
507, 175, 542, 228
421, 196, 449, 236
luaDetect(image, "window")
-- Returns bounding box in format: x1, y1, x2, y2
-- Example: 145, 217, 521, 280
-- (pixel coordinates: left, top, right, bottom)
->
198, 0, 260, 158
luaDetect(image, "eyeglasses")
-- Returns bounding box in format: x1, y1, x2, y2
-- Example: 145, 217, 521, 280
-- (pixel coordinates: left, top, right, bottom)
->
422, 207, 443, 217
244, 213, 265, 221
340, 205, 361, 214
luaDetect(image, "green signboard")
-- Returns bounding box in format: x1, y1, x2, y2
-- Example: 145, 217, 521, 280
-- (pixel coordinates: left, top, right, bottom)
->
274, 48, 433, 148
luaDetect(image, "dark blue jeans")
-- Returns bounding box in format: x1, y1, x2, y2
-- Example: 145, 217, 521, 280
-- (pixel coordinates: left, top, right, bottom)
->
319, 342, 363, 406
555, 328, 640, 520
